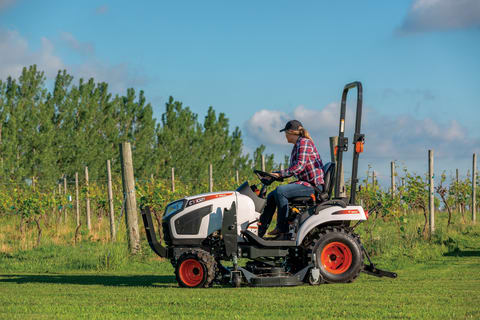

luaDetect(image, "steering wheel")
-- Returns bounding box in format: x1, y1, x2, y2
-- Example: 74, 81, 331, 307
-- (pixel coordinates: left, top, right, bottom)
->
253, 170, 284, 186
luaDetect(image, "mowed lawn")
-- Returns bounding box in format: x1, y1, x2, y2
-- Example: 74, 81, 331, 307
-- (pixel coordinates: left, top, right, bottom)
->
0, 253, 479, 320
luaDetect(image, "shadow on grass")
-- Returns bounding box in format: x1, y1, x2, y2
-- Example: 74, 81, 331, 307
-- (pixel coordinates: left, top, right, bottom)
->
444, 249, 480, 257
0, 274, 177, 288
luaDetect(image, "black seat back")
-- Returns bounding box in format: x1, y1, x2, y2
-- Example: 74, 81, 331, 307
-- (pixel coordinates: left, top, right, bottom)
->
321, 162, 336, 201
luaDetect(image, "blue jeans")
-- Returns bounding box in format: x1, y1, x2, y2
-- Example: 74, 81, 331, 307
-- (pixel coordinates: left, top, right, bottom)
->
259, 183, 317, 234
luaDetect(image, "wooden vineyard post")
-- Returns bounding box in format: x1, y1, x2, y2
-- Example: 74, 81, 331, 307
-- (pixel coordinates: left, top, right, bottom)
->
261, 155, 265, 172
107, 160, 116, 241
391, 162, 396, 197
329, 136, 345, 196
209, 164, 213, 193
120, 142, 140, 254
85, 166, 92, 231
63, 175, 68, 222
236, 170, 239, 185
473, 153, 477, 224
456, 169, 459, 213
428, 150, 435, 235
372, 171, 376, 191
171, 167, 175, 193
75, 172, 80, 227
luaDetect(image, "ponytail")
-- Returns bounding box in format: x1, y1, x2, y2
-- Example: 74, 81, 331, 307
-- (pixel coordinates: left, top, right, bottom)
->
287, 126, 312, 140
298, 127, 312, 140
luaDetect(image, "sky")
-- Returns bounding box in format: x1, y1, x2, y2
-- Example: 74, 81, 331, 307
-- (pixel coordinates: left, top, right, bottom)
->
1, 0, 479, 187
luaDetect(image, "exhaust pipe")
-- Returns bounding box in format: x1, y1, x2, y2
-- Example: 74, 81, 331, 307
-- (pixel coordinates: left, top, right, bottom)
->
140, 206, 168, 258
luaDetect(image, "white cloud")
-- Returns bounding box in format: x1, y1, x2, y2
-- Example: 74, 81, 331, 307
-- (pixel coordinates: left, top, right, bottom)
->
60, 32, 94, 56
244, 103, 480, 188
244, 103, 480, 162
58, 32, 148, 92
397, 0, 480, 34
0, 29, 64, 79
245, 109, 289, 145
0, 29, 148, 94
245, 102, 356, 157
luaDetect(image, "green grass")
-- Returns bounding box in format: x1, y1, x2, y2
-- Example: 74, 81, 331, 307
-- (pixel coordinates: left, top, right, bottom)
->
1, 212, 480, 319
0, 254, 479, 319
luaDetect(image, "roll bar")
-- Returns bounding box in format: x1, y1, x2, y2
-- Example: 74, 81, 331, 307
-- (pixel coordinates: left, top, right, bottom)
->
334, 81, 364, 205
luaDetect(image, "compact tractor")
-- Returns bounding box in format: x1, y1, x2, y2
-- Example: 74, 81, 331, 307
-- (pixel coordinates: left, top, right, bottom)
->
141, 82, 396, 287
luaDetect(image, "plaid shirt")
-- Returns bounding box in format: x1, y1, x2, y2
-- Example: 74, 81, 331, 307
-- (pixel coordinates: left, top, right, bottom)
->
279, 137, 324, 188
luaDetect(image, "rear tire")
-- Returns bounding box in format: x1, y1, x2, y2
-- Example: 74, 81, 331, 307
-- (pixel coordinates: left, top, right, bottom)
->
310, 227, 363, 283
175, 249, 216, 288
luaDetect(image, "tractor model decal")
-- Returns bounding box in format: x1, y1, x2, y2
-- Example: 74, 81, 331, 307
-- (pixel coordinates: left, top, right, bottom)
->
186, 193, 233, 207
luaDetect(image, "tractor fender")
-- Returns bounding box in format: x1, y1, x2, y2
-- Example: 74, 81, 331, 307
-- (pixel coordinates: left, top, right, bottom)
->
295, 205, 367, 246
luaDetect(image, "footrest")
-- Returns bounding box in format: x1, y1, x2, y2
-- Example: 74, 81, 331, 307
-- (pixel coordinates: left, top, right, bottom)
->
241, 230, 296, 247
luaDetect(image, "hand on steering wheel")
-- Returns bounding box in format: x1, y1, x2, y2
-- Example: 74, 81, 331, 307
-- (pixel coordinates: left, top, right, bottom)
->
253, 170, 284, 185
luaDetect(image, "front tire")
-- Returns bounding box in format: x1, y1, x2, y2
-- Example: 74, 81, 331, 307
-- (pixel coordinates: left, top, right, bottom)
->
175, 249, 216, 288
311, 227, 363, 283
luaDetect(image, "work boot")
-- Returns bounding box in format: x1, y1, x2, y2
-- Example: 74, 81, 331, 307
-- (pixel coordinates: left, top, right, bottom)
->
258, 224, 268, 238
267, 227, 281, 236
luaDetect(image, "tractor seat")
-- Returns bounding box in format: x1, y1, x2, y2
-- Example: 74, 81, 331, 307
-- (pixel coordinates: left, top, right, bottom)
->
288, 162, 336, 205
289, 195, 315, 206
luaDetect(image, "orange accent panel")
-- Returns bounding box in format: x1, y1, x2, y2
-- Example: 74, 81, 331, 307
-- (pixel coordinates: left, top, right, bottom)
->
204, 193, 233, 201
355, 141, 364, 153
339, 209, 360, 214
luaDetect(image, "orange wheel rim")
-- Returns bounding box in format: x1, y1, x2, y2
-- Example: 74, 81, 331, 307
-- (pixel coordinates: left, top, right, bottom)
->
320, 242, 353, 274
179, 259, 204, 287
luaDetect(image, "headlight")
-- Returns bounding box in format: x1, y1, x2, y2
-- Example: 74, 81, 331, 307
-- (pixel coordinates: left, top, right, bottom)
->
164, 200, 185, 218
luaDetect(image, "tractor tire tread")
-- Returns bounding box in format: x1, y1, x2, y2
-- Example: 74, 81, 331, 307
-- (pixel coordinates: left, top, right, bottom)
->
307, 226, 363, 284
176, 249, 217, 288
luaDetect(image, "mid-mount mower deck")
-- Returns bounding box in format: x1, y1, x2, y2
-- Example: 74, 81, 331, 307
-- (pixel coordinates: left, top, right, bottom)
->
141, 82, 397, 287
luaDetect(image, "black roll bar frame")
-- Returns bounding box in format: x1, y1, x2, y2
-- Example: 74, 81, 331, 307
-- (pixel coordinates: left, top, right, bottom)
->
334, 81, 364, 205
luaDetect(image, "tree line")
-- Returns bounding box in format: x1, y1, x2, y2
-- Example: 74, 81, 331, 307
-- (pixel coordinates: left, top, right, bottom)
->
0, 65, 278, 186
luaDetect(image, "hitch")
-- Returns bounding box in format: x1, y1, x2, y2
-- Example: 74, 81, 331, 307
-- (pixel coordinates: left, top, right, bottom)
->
361, 244, 397, 278
363, 264, 397, 278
